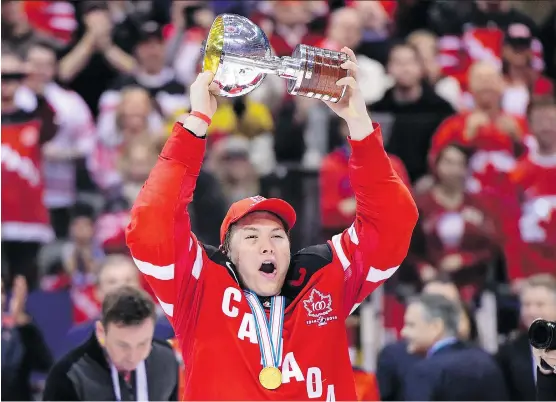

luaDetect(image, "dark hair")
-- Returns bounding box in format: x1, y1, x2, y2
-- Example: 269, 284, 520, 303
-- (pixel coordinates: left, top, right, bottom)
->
388, 41, 422, 64
409, 293, 461, 337
435, 143, 474, 167
101, 286, 156, 329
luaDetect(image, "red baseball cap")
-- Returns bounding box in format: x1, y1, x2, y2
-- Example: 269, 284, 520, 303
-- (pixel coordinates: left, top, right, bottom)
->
220, 196, 297, 244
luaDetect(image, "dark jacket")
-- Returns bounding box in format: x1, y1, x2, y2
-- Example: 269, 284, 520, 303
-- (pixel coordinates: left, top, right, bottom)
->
1, 321, 52, 401
376, 340, 422, 401
43, 333, 178, 401
404, 340, 508, 401
495, 331, 536, 400
537, 369, 556, 401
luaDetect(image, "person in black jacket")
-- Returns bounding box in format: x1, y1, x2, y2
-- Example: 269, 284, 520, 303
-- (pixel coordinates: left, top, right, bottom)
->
533, 347, 556, 401
401, 293, 508, 400
1, 276, 52, 401
43, 286, 179, 401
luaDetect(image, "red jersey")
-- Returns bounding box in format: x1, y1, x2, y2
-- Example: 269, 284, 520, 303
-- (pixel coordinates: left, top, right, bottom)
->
126, 123, 417, 400
408, 190, 498, 301
510, 152, 556, 277
430, 112, 527, 197
1, 109, 54, 243
320, 147, 411, 230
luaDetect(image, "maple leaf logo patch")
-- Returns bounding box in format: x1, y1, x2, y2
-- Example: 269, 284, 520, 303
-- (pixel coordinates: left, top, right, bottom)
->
303, 289, 333, 318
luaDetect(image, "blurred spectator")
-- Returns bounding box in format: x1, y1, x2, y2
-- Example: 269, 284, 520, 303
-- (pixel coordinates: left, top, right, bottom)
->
509, 97, 556, 281
15, 42, 96, 239
408, 144, 499, 303
64, 255, 173, 353
369, 42, 455, 183
433, 0, 543, 90
429, 62, 527, 197
58, 1, 136, 116
254, 1, 323, 57
401, 293, 508, 400
538, 5, 556, 81
98, 20, 187, 121
501, 23, 554, 118
318, 7, 389, 104
62, 204, 105, 283
21, 1, 77, 44
351, 0, 395, 66
496, 274, 556, 401
406, 30, 463, 110
166, 0, 215, 87
43, 286, 179, 401
89, 86, 164, 193
320, 118, 411, 239
1, 52, 57, 290
208, 136, 261, 206
1, 276, 52, 401
1, 0, 62, 59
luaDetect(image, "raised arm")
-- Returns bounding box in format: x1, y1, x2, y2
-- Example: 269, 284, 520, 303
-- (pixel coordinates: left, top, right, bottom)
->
125, 72, 217, 329
323, 48, 418, 317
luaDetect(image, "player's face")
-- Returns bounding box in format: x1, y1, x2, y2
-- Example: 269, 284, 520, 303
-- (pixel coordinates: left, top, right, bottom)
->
230, 212, 291, 297
520, 286, 556, 329
401, 303, 439, 354
96, 319, 154, 372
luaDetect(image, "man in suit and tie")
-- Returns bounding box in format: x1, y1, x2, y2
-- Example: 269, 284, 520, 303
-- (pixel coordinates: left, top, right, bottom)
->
496, 274, 556, 400
401, 293, 508, 400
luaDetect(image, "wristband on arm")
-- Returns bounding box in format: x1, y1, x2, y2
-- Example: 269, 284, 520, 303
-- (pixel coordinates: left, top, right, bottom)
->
190, 111, 212, 126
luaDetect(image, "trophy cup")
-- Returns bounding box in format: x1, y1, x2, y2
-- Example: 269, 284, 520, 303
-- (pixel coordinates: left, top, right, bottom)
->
202, 14, 350, 103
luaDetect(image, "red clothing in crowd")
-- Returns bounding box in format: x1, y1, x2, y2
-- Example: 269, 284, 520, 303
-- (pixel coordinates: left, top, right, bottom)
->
353, 367, 381, 401
126, 123, 417, 400
320, 146, 411, 230
430, 111, 528, 197
409, 190, 498, 301
1, 107, 56, 243
509, 152, 556, 278
23, 0, 76, 44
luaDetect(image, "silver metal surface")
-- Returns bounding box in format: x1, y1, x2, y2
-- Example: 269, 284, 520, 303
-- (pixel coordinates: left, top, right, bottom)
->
207, 14, 271, 97
202, 14, 347, 101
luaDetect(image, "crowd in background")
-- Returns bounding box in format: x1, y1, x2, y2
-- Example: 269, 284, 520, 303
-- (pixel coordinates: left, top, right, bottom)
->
1, 0, 556, 400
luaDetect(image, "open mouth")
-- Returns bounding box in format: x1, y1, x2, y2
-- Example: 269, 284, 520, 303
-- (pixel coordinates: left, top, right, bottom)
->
259, 261, 277, 278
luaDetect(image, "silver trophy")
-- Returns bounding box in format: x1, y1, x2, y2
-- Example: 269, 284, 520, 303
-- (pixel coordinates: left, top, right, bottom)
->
202, 14, 349, 103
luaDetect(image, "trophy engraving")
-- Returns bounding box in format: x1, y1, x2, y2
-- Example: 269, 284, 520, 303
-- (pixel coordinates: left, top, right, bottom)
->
201, 14, 349, 103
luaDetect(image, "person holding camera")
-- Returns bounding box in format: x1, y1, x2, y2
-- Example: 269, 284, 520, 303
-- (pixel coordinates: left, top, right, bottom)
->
530, 319, 556, 400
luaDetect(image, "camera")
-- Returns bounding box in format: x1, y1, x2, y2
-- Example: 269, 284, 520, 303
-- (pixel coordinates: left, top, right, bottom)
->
529, 319, 556, 350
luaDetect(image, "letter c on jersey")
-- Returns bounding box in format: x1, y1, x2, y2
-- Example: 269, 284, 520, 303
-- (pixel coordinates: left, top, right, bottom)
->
222, 287, 242, 317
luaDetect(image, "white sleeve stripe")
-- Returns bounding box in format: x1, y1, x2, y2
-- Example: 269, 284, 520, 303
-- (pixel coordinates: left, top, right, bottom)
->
366, 266, 399, 283
192, 242, 203, 279
133, 258, 175, 280
157, 297, 174, 317
349, 302, 361, 315
347, 223, 359, 245
331, 234, 350, 270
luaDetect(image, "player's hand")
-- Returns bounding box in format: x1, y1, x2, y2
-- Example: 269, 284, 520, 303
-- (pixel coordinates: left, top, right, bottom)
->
189, 71, 219, 119
324, 47, 372, 140
533, 345, 556, 374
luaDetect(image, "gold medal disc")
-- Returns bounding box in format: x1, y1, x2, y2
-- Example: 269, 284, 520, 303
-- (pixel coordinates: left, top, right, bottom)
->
259, 366, 282, 390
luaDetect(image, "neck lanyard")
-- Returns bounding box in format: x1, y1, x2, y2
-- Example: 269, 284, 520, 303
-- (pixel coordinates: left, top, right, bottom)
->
110, 361, 149, 401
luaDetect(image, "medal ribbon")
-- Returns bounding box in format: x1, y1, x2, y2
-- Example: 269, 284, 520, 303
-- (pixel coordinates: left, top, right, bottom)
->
244, 291, 284, 368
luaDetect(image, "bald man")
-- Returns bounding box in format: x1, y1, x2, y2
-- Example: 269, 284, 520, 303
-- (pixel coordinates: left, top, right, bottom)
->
63, 255, 174, 353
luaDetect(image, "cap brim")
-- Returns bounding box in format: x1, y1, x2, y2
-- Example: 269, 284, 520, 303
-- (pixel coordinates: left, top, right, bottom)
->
230, 198, 297, 231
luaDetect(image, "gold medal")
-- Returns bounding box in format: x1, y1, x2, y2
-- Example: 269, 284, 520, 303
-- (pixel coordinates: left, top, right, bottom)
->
259, 366, 282, 390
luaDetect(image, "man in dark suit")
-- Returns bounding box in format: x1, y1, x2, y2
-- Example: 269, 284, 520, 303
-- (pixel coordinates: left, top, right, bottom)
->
401, 293, 508, 400
496, 274, 556, 400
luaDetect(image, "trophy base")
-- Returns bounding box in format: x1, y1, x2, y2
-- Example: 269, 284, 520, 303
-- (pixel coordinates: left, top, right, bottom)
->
287, 45, 349, 103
